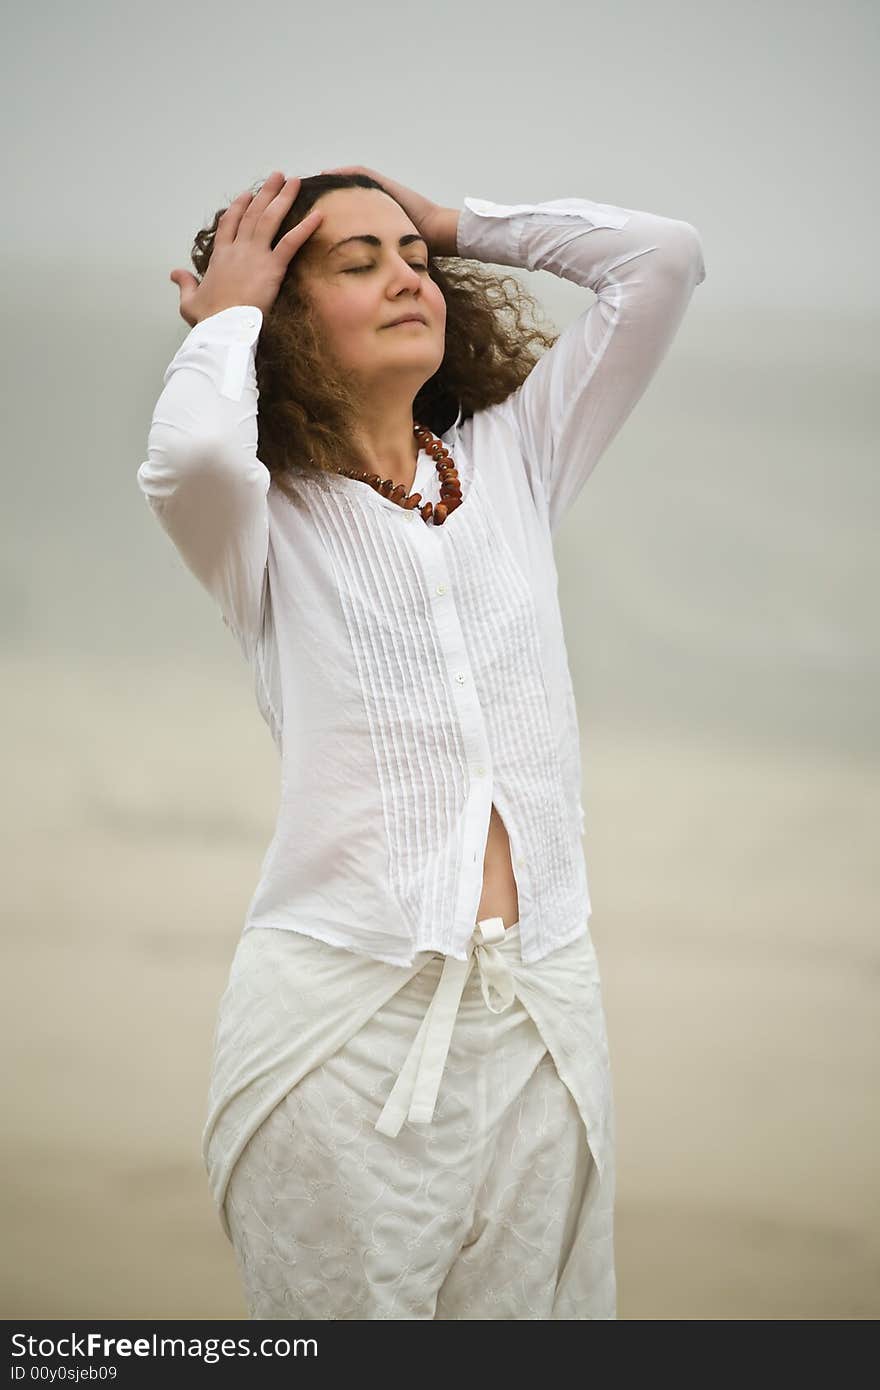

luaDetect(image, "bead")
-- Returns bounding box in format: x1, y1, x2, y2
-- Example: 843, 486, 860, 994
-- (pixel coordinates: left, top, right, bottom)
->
344, 422, 460, 525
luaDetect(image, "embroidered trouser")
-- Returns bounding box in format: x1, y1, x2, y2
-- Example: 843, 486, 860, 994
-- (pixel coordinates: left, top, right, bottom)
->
218, 918, 616, 1319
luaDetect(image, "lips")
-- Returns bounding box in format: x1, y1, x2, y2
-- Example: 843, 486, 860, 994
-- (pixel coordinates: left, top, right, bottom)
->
385, 314, 426, 327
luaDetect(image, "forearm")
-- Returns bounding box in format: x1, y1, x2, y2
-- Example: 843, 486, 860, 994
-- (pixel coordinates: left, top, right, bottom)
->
452, 195, 704, 290
136, 305, 272, 650
427, 206, 462, 258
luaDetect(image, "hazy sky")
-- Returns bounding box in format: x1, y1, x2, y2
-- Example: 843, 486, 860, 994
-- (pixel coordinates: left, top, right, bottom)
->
3, 0, 878, 312
2, 0, 876, 765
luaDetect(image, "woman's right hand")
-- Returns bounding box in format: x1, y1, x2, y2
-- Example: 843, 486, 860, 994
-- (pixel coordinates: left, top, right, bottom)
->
169, 171, 324, 328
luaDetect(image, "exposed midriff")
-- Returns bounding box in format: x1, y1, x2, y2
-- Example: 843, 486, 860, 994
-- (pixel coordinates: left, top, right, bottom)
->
475, 802, 520, 930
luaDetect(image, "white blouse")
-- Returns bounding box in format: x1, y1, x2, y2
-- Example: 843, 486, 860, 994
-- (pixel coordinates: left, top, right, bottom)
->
137, 191, 706, 967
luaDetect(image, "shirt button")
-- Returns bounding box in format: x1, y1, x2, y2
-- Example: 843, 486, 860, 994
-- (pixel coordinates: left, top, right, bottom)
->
475, 765, 486, 776
455, 672, 466, 684
435, 583, 447, 595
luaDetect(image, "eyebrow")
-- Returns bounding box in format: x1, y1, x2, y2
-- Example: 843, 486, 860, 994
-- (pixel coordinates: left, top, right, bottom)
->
326, 233, 428, 256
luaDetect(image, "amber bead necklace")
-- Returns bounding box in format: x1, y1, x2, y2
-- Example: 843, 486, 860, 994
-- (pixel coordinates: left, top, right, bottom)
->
339, 422, 461, 525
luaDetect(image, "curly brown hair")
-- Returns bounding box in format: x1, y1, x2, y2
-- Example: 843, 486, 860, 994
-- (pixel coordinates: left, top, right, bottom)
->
189, 172, 560, 505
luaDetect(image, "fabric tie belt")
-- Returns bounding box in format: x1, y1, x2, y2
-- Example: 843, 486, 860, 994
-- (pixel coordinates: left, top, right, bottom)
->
374, 917, 517, 1138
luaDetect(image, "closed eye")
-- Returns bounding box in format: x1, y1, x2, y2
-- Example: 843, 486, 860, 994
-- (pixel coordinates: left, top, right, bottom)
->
344, 263, 429, 274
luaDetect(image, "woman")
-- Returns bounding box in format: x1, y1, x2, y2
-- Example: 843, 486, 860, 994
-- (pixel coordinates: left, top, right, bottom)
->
138, 165, 706, 1319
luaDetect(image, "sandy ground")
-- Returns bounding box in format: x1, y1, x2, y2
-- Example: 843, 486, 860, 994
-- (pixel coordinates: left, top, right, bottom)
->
2, 654, 877, 1320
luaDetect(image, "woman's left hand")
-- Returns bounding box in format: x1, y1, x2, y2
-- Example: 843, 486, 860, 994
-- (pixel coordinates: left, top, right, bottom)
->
317, 165, 449, 251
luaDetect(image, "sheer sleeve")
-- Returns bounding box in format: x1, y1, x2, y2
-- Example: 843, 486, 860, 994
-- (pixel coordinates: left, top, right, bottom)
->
455, 195, 707, 535
136, 304, 270, 657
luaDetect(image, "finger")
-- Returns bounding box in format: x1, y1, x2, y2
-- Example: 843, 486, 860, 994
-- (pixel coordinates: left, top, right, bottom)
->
254, 174, 308, 243
169, 268, 197, 293
319, 165, 370, 176
214, 188, 259, 245
277, 206, 325, 259
236, 170, 289, 238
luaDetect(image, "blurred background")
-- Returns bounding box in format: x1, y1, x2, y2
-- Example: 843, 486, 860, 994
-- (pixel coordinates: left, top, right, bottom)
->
2, 0, 877, 1320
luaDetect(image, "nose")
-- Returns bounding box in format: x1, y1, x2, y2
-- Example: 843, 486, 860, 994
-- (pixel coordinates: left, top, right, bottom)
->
391, 258, 424, 291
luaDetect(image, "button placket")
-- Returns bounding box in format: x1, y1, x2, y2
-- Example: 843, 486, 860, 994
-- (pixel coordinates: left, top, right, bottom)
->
413, 539, 494, 955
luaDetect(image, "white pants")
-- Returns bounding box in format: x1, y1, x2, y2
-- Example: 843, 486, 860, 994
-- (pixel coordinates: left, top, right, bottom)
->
205, 917, 617, 1319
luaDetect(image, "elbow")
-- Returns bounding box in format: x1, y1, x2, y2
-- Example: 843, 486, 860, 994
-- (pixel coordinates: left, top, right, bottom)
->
668, 220, 706, 287
137, 427, 217, 503
139, 427, 240, 488
138, 428, 269, 508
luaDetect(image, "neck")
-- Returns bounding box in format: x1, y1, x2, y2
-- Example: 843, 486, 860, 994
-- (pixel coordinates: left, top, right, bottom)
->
351, 409, 422, 491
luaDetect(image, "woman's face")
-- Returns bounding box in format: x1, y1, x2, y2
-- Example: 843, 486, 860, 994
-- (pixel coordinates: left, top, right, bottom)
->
297, 187, 447, 396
